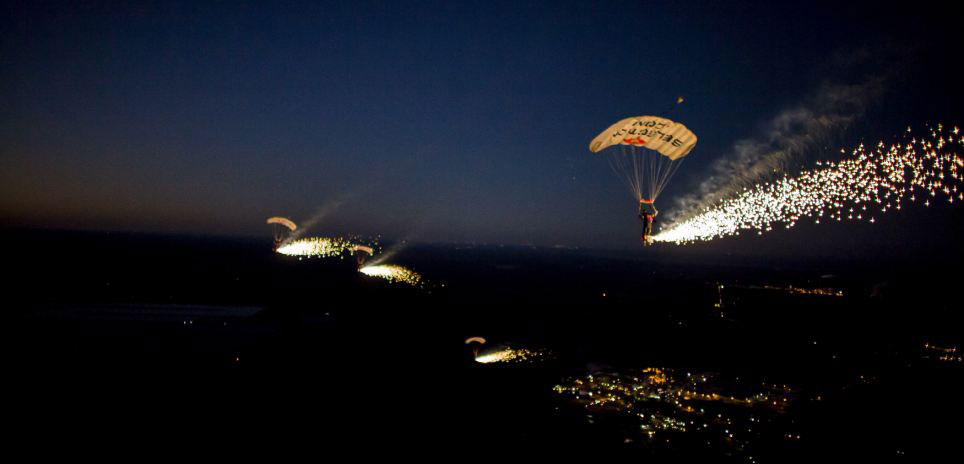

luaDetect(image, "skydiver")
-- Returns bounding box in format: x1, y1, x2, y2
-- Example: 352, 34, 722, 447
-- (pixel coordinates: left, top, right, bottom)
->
638, 199, 658, 246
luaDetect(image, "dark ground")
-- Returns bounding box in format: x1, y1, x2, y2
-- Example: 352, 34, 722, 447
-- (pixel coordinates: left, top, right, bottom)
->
6, 229, 962, 460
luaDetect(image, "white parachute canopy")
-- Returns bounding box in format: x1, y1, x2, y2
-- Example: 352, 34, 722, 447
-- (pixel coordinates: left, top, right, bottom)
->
266, 216, 297, 231
589, 116, 697, 201
266, 216, 297, 244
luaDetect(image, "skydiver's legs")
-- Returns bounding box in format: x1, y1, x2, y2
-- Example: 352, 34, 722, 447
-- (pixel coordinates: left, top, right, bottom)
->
643, 214, 654, 246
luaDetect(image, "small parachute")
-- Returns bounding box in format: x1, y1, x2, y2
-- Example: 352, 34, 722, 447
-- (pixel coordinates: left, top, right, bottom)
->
266, 217, 297, 231
465, 336, 486, 357
351, 244, 374, 267
266, 216, 297, 249
351, 245, 374, 255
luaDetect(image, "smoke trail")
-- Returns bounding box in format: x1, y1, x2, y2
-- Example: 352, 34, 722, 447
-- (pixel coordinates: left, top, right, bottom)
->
666, 76, 888, 227
662, 39, 920, 228
366, 236, 413, 267
281, 193, 359, 245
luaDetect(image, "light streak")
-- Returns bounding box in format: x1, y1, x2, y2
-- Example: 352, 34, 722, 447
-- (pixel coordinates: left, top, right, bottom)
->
275, 236, 357, 258
277, 237, 424, 287
474, 347, 549, 364
358, 264, 424, 286
656, 125, 963, 244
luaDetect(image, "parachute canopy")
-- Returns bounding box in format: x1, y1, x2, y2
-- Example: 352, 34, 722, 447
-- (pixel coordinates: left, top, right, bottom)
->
266, 217, 297, 231
351, 245, 374, 255
589, 116, 697, 159
465, 337, 487, 345
589, 116, 697, 202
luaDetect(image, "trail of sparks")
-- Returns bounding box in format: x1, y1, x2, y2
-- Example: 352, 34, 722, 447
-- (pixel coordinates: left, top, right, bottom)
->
277, 237, 425, 287
474, 346, 550, 364
359, 264, 424, 287
655, 125, 964, 244
276, 237, 358, 258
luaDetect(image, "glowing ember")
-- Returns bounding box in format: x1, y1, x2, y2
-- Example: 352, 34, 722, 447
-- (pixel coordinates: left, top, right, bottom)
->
656, 125, 964, 244
359, 264, 424, 286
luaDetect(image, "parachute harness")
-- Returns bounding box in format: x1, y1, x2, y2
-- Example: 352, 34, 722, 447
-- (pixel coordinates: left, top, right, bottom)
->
589, 109, 696, 243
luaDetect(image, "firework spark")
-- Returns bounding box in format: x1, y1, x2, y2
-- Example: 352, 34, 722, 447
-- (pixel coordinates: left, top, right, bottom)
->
655, 125, 963, 244
358, 264, 424, 286
275, 236, 358, 258
474, 346, 550, 364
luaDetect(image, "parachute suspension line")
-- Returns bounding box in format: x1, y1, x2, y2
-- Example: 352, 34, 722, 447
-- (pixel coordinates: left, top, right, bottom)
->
648, 147, 660, 200
646, 150, 657, 201
654, 157, 684, 200
630, 148, 644, 201
609, 148, 635, 198
628, 146, 682, 202
634, 146, 646, 201
634, 146, 647, 201
643, 96, 686, 200
609, 146, 641, 202
653, 153, 671, 199
629, 151, 685, 202
608, 146, 686, 203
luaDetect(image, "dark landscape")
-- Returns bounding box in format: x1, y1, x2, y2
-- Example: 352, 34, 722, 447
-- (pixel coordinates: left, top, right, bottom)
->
9, 229, 962, 460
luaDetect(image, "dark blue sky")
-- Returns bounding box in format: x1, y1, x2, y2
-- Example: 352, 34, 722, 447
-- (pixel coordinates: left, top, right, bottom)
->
3, 1, 962, 249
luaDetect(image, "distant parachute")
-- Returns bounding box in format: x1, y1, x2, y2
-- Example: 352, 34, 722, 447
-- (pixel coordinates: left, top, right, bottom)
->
351, 244, 374, 267
351, 245, 374, 255
266, 217, 297, 231
266, 216, 297, 248
589, 115, 697, 202
465, 336, 486, 357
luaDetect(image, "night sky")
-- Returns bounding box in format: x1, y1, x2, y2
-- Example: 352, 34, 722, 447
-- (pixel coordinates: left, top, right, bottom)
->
3, 1, 963, 251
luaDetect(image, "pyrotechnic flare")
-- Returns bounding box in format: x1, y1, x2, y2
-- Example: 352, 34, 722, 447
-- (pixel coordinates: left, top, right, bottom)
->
358, 264, 424, 287
474, 346, 549, 364
275, 236, 379, 260
276, 236, 356, 258
655, 125, 964, 244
